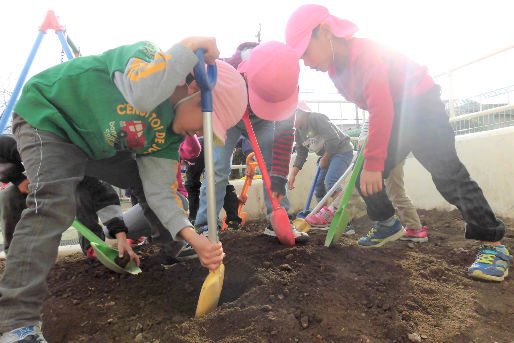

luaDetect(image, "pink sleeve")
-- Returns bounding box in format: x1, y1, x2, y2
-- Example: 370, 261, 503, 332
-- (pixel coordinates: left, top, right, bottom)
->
355, 52, 394, 172
179, 134, 201, 161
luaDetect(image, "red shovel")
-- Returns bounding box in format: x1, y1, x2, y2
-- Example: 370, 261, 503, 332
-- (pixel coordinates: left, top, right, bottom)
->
242, 110, 295, 246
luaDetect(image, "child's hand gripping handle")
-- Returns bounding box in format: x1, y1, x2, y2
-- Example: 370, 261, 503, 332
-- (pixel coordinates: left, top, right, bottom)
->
193, 49, 217, 112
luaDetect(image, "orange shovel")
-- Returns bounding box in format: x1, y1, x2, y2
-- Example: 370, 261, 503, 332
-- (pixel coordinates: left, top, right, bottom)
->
222, 152, 257, 230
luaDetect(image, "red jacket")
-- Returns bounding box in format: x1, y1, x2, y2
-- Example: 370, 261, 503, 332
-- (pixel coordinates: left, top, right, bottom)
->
329, 38, 435, 171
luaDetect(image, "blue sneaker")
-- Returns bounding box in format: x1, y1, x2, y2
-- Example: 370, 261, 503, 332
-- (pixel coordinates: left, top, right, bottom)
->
358, 216, 406, 247
468, 245, 512, 282
0, 324, 47, 343
195, 223, 222, 237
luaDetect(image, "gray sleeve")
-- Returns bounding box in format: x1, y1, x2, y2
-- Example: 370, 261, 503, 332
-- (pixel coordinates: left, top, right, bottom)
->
359, 118, 369, 141
136, 155, 192, 241
113, 44, 198, 113
293, 131, 309, 169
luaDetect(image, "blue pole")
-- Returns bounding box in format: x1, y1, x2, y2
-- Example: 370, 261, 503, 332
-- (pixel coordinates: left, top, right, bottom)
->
56, 30, 74, 60
0, 31, 45, 134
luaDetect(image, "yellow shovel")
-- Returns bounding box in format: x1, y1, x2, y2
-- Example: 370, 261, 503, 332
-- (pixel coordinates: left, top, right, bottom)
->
193, 50, 224, 317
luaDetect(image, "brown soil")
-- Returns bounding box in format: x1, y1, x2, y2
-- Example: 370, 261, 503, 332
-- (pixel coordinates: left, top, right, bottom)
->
1, 209, 514, 343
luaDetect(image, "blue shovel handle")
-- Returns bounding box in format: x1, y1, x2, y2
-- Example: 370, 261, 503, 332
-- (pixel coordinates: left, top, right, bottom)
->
304, 157, 322, 211
193, 49, 217, 112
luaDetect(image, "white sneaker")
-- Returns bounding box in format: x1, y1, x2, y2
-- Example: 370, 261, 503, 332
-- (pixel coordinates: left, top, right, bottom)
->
0, 324, 47, 343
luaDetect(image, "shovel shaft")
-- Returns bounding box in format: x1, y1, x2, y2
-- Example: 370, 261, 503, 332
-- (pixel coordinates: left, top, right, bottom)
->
194, 50, 218, 243
334, 141, 366, 220
242, 111, 279, 209
303, 158, 322, 213
204, 110, 217, 243
72, 219, 105, 246
238, 178, 251, 212
310, 157, 353, 215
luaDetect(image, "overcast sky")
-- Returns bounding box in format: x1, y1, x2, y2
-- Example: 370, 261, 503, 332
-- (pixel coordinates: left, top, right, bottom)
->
1, 0, 513, 102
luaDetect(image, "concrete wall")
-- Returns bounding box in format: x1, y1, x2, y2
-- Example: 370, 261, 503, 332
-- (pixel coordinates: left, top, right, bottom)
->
225, 126, 514, 221
402, 126, 514, 218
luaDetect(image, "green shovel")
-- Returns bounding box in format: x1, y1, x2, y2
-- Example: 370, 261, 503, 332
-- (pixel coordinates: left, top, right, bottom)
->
325, 140, 366, 247
72, 219, 141, 274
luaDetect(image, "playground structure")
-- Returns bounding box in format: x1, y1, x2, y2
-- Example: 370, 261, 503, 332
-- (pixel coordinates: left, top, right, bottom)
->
0, 10, 80, 134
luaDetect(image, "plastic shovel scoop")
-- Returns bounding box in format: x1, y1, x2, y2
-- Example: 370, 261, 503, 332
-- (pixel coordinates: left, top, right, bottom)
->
222, 152, 257, 230
72, 219, 141, 274
325, 140, 366, 247
242, 111, 295, 246
294, 156, 354, 233
194, 50, 224, 318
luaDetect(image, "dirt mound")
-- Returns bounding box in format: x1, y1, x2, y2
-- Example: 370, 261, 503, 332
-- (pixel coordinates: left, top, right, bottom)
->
1, 209, 513, 342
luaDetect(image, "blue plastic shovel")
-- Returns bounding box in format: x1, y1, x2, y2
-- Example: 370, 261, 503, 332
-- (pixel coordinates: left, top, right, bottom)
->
296, 156, 322, 219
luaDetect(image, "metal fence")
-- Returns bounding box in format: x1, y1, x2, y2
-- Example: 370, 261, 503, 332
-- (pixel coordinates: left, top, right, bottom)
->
301, 45, 514, 137
434, 45, 514, 135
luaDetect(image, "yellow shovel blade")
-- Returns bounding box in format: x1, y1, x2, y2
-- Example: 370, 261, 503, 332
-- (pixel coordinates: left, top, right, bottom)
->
292, 218, 312, 233
195, 263, 225, 317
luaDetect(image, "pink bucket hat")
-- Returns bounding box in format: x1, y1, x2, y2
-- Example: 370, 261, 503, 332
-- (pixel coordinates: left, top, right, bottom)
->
211, 60, 248, 145
286, 4, 359, 58
237, 41, 299, 121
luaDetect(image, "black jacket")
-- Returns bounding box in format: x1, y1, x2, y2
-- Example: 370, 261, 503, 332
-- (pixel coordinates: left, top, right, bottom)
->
0, 135, 26, 186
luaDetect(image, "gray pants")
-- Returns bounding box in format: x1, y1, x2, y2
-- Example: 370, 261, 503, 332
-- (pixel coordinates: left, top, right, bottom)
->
0, 115, 178, 331
0, 184, 27, 254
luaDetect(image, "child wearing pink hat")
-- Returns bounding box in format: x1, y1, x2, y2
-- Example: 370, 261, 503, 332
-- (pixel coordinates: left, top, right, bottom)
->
286, 4, 510, 282
0, 37, 248, 341
194, 41, 310, 244
288, 102, 354, 227
177, 134, 203, 198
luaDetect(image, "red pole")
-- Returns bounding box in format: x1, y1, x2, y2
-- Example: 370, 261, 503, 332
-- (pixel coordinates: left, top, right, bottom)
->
39, 10, 64, 33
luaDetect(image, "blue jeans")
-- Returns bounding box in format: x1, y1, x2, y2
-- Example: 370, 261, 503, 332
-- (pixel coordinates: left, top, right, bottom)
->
314, 151, 354, 201
195, 118, 290, 227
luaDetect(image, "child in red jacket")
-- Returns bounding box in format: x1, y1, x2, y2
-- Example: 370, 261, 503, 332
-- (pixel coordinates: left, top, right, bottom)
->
285, 4, 510, 282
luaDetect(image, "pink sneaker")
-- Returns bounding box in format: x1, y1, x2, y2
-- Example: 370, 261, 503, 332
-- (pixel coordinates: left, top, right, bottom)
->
86, 246, 97, 258
400, 226, 428, 242
306, 206, 335, 227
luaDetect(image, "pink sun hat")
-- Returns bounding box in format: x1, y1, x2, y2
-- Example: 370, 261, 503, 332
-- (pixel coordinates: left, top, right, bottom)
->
210, 59, 248, 145
237, 41, 299, 121
286, 4, 359, 58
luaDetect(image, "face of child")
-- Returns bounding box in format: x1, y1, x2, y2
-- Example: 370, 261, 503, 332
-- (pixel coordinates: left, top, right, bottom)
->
302, 26, 333, 72
172, 92, 204, 137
